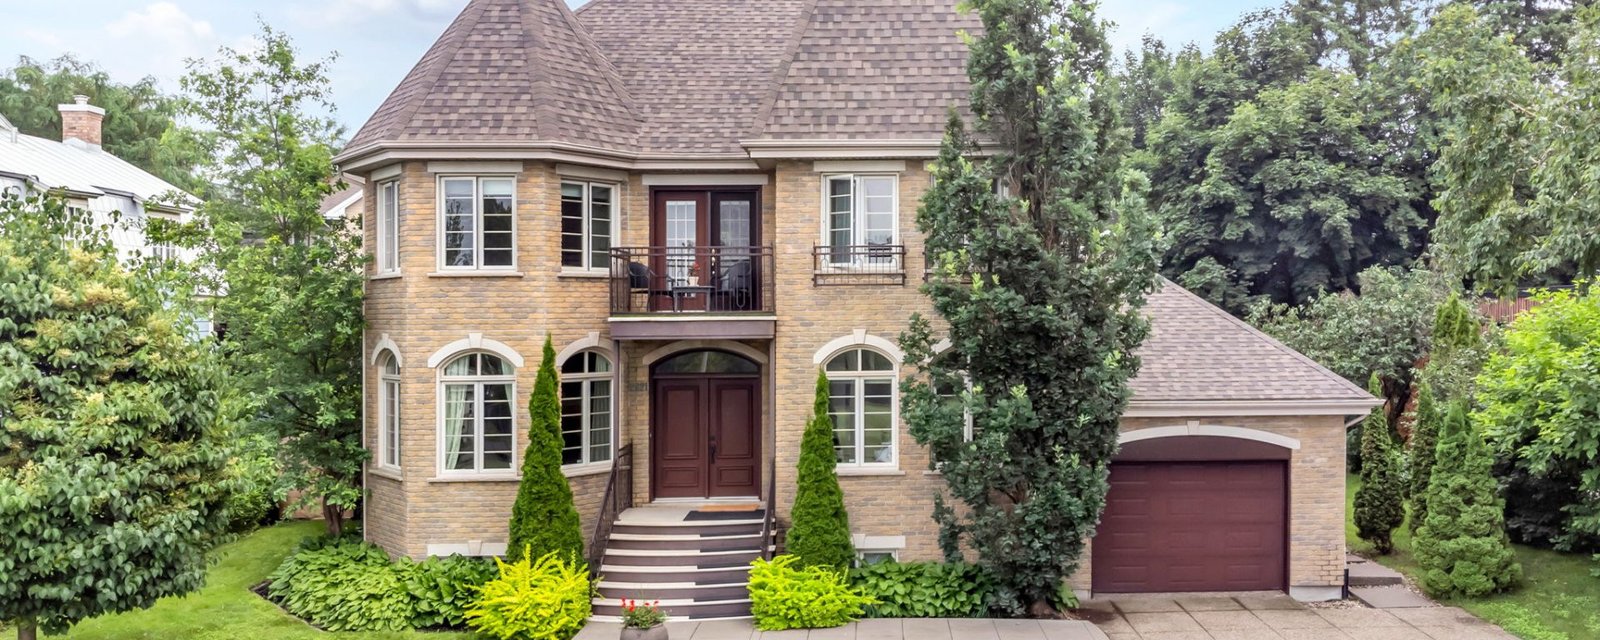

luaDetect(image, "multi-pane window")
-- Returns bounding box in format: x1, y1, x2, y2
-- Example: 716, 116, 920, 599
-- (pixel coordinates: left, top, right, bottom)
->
439, 353, 515, 473
559, 352, 614, 466
826, 348, 897, 466
440, 177, 515, 269
379, 353, 401, 468
377, 180, 400, 273
824, 175, 898, 266
560, 181, 614, 270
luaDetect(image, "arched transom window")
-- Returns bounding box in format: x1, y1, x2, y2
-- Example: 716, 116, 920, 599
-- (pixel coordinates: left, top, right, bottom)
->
825, 348, 897, 467
439, 353, 515, 473
560, 351, 613, 467
378, 353, 401, 469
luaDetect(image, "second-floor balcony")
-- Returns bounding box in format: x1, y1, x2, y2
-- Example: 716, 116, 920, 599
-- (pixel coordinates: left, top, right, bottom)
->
608, 246, 776, 340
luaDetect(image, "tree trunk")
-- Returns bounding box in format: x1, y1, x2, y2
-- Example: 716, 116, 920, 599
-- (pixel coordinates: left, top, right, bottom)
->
17, 620, 37, 640
321, 496, 343, 537
1028, 597, 1058, 618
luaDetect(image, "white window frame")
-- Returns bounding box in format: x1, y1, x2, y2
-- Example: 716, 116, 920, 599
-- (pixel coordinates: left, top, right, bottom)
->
559, 350, 615, 469
820, 174, 900, 268
825, 347, 899, 469
377, 180, 400, 274
378, 352, 401, 469
435, 353, 518, 476
559, 181, 617, 273
436, 175, 518, 271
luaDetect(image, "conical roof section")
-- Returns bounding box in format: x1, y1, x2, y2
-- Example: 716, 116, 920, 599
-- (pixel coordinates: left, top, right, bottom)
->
345, 0, 638, 153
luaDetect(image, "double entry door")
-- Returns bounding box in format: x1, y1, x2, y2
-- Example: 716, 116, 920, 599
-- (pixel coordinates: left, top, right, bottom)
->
650, 189, 760, 311
652, 374, 760, 499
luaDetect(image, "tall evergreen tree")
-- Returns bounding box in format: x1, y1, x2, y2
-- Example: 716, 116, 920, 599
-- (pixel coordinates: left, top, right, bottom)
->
1414, 401, 1521, 597
785, 370, 854, 572
1407, 382, 1440, 532
1354, 374, 1405, 554
507, 336, 583, 564
901, 0, 1158, 615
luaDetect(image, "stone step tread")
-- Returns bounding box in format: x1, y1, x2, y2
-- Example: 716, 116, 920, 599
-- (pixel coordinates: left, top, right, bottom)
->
1351, 585, 1436, 609
1347, 559, 1406, 586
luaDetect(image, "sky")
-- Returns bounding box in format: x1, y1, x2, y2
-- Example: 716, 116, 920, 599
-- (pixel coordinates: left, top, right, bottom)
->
0, 0, 1275, 136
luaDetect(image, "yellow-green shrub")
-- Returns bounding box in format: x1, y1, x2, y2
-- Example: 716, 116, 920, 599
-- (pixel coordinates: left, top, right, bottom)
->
748, 555, 874, 631
465, 550, 591, 640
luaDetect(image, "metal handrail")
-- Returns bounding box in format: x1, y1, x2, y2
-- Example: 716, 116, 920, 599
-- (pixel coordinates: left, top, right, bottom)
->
812, 244, 908, 286
761, 454, 777, 560
586, 443, 633, 576
610, 246, 775, 314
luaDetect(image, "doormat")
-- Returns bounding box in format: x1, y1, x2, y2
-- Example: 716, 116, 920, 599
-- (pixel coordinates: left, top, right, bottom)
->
685, 508, 765, 521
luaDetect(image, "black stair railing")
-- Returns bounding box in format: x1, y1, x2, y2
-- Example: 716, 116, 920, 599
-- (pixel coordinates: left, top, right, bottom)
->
586, 443, 633, 576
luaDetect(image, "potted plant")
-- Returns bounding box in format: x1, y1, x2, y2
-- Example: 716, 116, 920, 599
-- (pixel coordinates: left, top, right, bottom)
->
685, 262, 702, 287
620, 598, 668, 640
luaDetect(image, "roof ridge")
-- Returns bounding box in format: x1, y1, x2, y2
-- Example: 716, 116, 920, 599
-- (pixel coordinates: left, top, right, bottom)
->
1156, 277, 1374, 399
747, 0, 822, 141
520, 0, 560, 141
551, 0, 640, 135
345, 0, 488, 151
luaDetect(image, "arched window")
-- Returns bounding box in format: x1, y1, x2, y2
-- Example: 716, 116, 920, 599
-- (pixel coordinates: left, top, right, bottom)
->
825, 348, 897, 467
439, 353, 516, 473
378, 352, 401, 469
560, 351, 613, 467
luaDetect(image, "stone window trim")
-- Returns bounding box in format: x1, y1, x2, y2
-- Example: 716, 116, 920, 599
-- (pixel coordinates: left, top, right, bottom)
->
435, 174, 519, 272
852, 534, 906, 567
433, 349, 520, 478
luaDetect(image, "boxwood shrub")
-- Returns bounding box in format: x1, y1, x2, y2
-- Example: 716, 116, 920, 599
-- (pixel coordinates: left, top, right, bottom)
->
850, 560, 992, 618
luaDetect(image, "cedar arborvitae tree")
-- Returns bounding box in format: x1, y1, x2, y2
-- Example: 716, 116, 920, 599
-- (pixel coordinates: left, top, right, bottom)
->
1407, 382, 1440, 533
785, 370, 855, 572
1414, 401, 1521, 597
506, 336, 583, 564
900, 0, 1158, 616
1354, 374, 1405, 554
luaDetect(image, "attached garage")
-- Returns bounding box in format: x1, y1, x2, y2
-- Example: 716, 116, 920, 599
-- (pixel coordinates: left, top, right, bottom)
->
1092, 436, 1290, 594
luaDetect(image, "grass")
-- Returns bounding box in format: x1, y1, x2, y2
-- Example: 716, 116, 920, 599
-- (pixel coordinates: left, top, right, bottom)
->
1346, 474, 1600, 640
54, 521, 472, 640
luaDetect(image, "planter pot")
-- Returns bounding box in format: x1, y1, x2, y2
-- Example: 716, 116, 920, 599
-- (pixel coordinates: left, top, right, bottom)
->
685, 276, 700, 287
621, 625, 668, 640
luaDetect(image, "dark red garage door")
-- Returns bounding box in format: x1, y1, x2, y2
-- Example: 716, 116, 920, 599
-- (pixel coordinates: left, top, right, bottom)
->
1092, 461, 1287, 593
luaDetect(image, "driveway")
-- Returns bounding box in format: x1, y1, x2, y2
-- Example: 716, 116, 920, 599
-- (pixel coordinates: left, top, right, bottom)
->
1085, 593, 1516, 640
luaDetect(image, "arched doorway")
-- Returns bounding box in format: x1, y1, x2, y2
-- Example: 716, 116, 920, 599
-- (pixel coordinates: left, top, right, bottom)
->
651, 350, 761, 499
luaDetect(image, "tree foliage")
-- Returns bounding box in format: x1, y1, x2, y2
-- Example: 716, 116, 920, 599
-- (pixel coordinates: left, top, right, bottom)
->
785, 370, 854, 572
900, 0, 1158, 616
1355, 374, 1405, 554
0, 195, 234, 636
1476, 287, 1600, 549
0, 55, 205, 191
1406, 382, 1440, 532
1414, 401, 1521, 597
1143, 4, 1429, 312
507, 337, 583, 565
177, 24, 366, 536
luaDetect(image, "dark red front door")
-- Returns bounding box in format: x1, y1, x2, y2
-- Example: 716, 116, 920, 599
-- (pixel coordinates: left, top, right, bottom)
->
1092, 461, 1287, 593
652, 376, 760, 499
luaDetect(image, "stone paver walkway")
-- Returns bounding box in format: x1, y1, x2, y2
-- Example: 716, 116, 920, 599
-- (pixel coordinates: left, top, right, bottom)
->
1085, 594, 1516, 640
575, 618, 1108, 640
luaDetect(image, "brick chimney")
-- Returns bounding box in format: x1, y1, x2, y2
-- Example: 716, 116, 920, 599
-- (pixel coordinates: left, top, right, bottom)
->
58, 95, 104, 147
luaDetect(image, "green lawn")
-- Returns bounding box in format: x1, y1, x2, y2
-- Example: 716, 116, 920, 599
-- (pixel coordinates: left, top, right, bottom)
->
55, 521, 471, 640
1346, 474, 1600, 640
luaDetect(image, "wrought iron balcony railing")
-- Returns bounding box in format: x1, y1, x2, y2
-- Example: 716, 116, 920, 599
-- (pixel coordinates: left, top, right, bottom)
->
610, 246, 774, 314
812, 244, 907, 286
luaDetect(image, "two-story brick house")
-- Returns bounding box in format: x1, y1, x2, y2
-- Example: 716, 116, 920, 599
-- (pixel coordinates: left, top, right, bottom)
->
334, 0, 1380, 619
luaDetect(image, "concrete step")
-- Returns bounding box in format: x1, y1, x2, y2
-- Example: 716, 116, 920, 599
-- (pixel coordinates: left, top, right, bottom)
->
611, 521, 764, 537
598, 564, 751, 585
595, 580, 749, 601
605, 532, 766, 552
1347, 558, 1406, 587
1351, 586, 1435, 609
602, 547, 762, 568
592, 597, 752, 620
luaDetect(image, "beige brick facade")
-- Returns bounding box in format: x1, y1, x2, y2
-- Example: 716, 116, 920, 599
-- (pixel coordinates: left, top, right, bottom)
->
356, 157, 1348, 597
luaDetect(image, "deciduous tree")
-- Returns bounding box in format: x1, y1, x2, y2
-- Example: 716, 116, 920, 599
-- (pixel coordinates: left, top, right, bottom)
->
901, 0, 1158, 615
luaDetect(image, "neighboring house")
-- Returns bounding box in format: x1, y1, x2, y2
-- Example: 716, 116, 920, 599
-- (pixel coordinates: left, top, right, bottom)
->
0, 96, 196, 266
335, 0, 1381, 618
321, 174, 364, 222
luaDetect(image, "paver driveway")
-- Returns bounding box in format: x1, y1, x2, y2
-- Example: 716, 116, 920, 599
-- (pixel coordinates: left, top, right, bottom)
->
1086, 593, 1516, 640
576, 618, 1108, 640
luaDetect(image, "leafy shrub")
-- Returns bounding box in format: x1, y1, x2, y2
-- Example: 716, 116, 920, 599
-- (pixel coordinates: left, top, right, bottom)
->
786, 370, 855, 571
1414, 401, 1521, 597
749, 555, 875, 631
850, 561, 991, 618
223, 433, 283, 533
267, 541, 415, 631
466, 550, 591, 640
404, 555, 497, 628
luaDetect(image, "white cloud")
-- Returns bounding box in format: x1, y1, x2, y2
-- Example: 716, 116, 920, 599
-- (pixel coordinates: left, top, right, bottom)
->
290, 0, 465, 29
87, 3, 224, 84
1101, 1, 1191, 54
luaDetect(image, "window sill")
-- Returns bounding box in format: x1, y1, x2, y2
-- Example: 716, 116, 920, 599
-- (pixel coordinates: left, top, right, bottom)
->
369, 466, 404, 482
835, 467, 905, 477
558, 268, 610, 280
562, 461, 613, 478
427, 271, 525, 279
426, 474, 521, 484
369, 272, 402, 281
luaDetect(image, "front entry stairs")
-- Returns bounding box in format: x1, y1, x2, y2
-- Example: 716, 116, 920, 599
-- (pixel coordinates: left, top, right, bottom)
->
591, 506, 772, 622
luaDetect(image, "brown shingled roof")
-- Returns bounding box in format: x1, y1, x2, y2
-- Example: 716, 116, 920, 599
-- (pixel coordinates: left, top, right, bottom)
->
1132, 279, 1374, 404
344, 0, 639, 153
